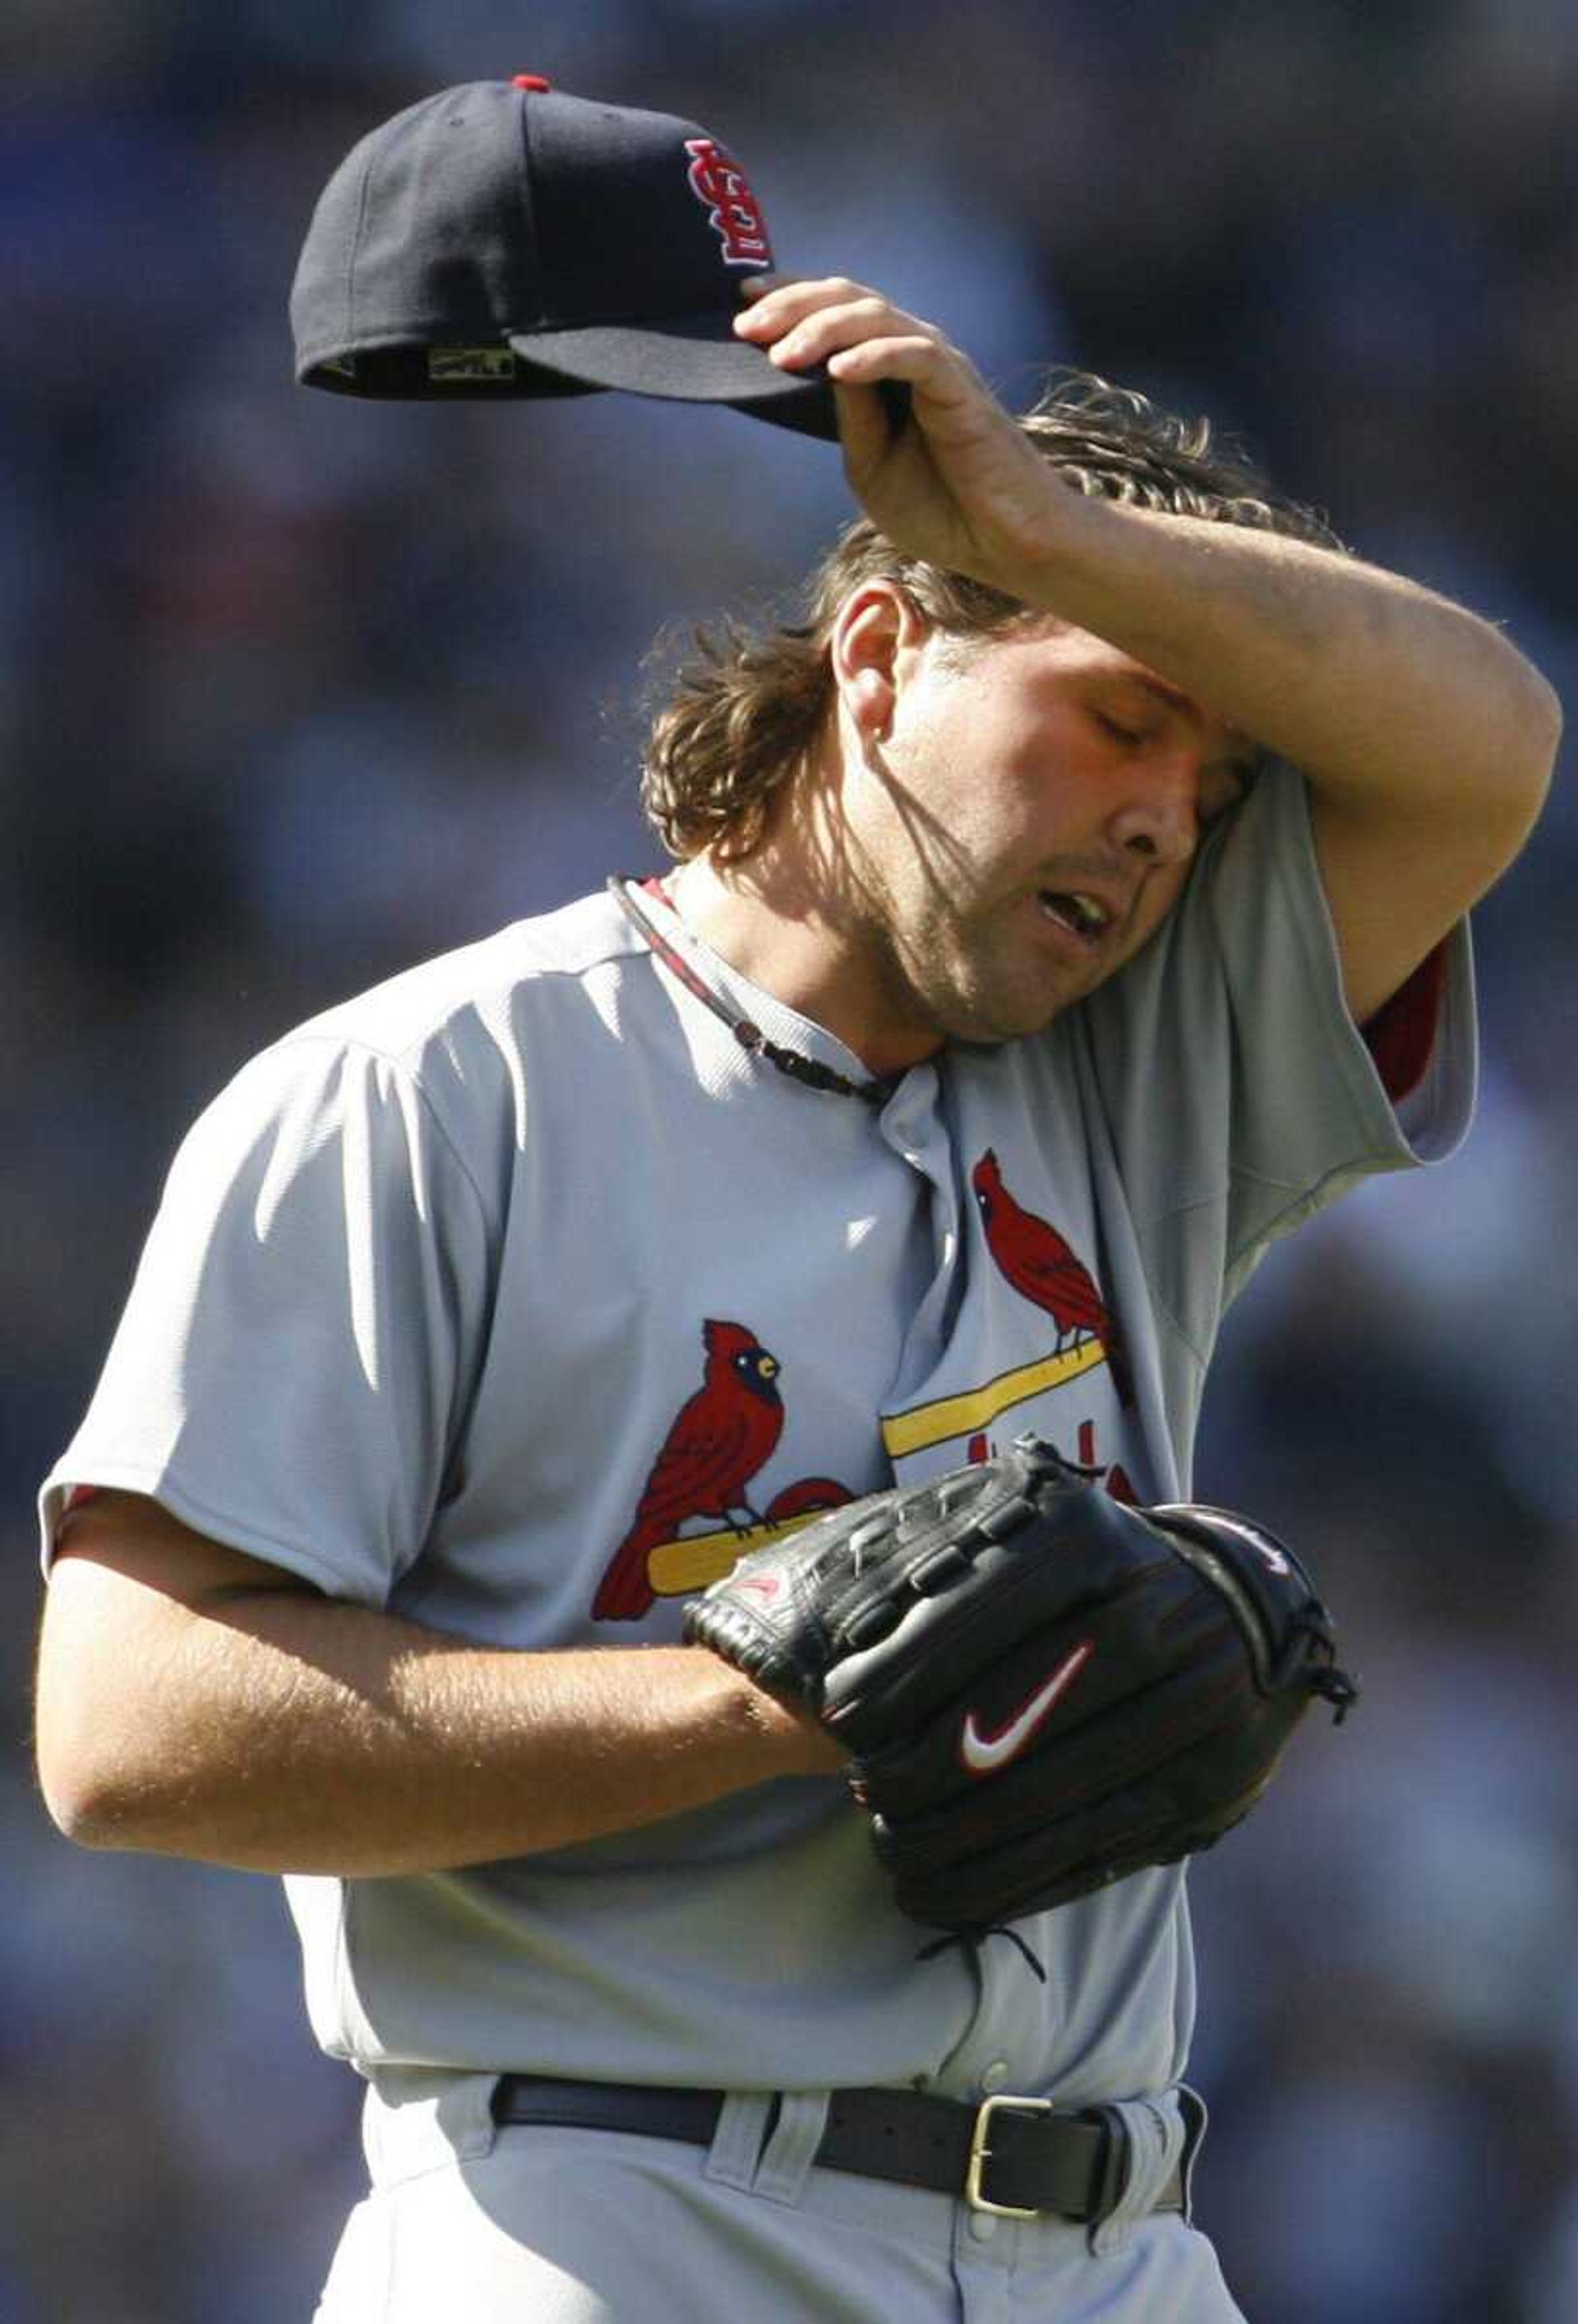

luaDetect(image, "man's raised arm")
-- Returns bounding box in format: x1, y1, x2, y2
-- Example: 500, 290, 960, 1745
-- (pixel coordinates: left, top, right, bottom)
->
738, 274, 1561, 1023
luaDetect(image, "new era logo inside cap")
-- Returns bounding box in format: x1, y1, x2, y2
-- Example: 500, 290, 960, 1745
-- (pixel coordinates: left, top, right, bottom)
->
290, 76, 838, 439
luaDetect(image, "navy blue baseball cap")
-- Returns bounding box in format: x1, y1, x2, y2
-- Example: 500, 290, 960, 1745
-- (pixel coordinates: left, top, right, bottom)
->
290, 76, 838, 438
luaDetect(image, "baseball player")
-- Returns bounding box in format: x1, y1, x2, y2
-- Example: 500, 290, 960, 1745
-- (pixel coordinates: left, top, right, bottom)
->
32, 88, 1557, 2324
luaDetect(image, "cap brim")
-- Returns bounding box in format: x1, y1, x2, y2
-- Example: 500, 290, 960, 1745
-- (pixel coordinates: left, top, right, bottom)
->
506, 312, 840, 441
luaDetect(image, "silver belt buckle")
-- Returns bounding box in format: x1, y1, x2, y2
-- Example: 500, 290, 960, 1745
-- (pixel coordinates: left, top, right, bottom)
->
965, 2092, 1054, 2219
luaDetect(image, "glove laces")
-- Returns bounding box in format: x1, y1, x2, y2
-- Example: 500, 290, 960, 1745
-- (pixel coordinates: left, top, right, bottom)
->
1309, 1661, 1360, 1723
916, 1925, 1049, 1984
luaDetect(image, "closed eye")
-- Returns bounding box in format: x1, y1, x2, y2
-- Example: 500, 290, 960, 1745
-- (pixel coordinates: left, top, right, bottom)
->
1092, 691, 1262, 820
1092, 709, 1145, 747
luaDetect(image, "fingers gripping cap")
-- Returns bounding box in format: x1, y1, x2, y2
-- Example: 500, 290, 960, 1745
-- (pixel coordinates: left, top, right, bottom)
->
289, 76, 838, 438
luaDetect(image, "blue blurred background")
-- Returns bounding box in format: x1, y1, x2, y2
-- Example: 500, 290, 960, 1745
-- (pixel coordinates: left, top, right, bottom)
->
5, 5, 1576, 2317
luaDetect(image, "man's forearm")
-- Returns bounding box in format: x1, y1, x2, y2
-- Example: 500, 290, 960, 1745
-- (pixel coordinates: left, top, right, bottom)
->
1015, 486, 1559, 833
37, 1556, 836, 1875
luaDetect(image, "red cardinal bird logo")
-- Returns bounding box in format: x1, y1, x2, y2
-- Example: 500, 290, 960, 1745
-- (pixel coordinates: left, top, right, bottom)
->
971, 1149, 1133, 1407
593, 1319, 787, 1621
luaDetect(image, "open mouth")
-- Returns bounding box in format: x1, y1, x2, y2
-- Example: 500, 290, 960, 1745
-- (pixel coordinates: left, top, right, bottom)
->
1037, 889, 1113, 945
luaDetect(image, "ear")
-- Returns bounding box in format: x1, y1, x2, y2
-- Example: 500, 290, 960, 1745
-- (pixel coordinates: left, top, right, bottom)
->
829, 583, 930, 746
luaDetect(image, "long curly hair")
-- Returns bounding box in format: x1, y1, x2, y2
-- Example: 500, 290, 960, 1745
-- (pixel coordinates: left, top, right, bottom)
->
639, 372, 1345, 864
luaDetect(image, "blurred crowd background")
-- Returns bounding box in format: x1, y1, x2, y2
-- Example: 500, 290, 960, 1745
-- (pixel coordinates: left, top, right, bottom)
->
4, 3, 1576, 2317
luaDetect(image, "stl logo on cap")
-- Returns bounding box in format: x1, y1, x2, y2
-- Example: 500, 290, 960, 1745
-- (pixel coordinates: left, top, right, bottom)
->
684, 138, 773, 268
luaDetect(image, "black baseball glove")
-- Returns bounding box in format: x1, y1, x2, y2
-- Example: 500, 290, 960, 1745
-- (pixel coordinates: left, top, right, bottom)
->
685, 1434, 1357, 1934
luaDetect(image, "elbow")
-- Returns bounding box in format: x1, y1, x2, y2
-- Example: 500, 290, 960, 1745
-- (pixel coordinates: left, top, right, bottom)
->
35, 1641, 117, 1846
37, 1753, 212, 1860
1470, 651, 1563, 876
1505, 655, 1563, 830
35, 1649, 271, 1866
42, 1800, 129, 1855
37, 1758, 136, 1853
35, 1522, 226, 1857
34, 1656, 182, 1855
35, 1723, 159, 1854
1522, 660, 1563, 793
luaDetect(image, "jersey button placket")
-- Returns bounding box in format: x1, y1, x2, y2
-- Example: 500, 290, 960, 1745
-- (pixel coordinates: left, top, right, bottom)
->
878, 1065, 962, 1398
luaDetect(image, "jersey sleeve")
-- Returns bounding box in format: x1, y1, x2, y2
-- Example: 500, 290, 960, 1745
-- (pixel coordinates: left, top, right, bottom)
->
1080, 759, 1477, 1351
38, 1034, 496, 1603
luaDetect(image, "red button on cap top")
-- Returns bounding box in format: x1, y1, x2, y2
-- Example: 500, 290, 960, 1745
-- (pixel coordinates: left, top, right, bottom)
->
512, 75, 551, 91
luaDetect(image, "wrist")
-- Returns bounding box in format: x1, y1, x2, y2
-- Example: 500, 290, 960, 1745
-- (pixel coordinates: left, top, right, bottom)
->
701, 1651, 844, 1776
993, 469, 1117, 616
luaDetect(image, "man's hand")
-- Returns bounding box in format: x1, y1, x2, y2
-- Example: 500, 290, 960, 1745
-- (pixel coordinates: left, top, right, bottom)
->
734, 275, 1065, 595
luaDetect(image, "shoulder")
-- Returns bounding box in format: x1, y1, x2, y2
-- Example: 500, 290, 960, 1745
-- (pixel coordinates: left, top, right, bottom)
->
279, 885, 650, 1070
172, 886, 660, 1222
265, 885, 658, 1148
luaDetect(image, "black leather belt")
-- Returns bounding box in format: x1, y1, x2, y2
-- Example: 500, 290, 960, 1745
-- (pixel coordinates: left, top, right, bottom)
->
491, 2074, 1186, 2224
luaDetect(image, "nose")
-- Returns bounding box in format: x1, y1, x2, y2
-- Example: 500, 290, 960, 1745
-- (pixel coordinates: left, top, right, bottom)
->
1106, 751, 1200, 866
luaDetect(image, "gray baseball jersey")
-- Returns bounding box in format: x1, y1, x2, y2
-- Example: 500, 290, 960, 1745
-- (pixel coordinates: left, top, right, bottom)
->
40, 762, 1474, 2319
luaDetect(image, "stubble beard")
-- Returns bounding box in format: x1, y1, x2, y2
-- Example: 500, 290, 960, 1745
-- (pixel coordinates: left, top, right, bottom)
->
815, 782, 1110, 1059
854, 881, 1086, 1054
